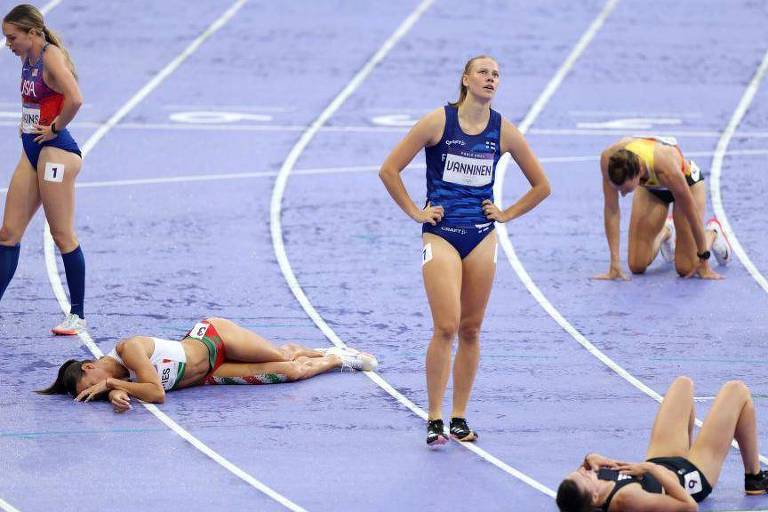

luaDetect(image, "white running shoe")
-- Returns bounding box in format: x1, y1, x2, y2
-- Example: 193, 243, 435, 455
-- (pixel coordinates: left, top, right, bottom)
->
51, 313, 86, 336
660, 216, 676, 263
706, 218, 731, 266
326, 346, 379, 372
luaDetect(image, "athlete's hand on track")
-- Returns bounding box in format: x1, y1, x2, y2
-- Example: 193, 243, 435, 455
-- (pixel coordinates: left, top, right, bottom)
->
75, 379, 110, 402
593, 265, 630, 281
109, 389, 132, 413
482, 199, 506, 222
33, 123, 57, 143
684, 260, 723, 280
414, 202, 444, 225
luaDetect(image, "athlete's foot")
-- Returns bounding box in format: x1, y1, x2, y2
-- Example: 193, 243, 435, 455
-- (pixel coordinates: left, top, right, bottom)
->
326, 346, 378, 372
427, 419, 449, 448
706, 218, 731, 266
745, 470, 768, 495
449, 417, 478, 442
660, 216, 676, 264
51, 313, 86, 336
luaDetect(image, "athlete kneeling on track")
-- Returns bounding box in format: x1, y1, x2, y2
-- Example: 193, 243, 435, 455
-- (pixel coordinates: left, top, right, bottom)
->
557, 376, 768, 512
596, 136, 731, 281
38, 317, 378, 411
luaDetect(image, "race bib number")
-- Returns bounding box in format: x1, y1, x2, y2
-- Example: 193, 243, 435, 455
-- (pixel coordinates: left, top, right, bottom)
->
154, 360, 181, 390
422, 243, 433, 266
443, 152, 493, 187
21, 104, 40, 133
188, 322, 209, 340
44, 162, 65, 183
683, 470, 703, 495
689, 161, 701, 182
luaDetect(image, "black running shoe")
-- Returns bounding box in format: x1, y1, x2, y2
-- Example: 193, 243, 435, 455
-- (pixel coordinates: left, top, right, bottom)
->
745, 470, 768, 495
449, 417, 478, 442
426, 419, 448, 447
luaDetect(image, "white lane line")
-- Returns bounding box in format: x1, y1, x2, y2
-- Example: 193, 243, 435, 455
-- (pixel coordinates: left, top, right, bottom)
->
0, 498, 20, 512
493, 0, 768, 464
4, 117, 768, 138
40, 2, 307, 511
710, 46, 768, 294
3, 147, 767, 196
269, 0, 555, 500
1, 2, 64, 510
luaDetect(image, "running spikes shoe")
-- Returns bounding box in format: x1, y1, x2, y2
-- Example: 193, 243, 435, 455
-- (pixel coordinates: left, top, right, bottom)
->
426, 419, 449, 448
745, 469, 768, 495
326, 346, 378, 372
51, 313, 86, 336
706, 217, 731, 266
660, 216, 676, 264
449, 417, 478, 442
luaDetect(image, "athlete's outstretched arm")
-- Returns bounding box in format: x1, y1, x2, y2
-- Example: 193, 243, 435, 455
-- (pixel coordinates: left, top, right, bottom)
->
379, 108, 445, 225
595, 147, 628, 281
490, 118, 550, 223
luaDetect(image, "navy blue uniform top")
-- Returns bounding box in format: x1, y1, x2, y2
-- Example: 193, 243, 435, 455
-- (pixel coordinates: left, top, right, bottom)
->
599, 468, 663, 511
424, 105, 502, 227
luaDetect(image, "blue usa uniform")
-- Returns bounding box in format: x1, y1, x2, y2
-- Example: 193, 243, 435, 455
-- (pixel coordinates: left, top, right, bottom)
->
422, 105, 502, 258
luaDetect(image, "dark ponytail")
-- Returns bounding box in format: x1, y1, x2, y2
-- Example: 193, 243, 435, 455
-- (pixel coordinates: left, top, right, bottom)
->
36, 359, 90, 396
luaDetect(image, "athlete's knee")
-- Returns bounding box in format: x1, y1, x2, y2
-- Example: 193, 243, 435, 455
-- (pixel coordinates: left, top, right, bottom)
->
722, 380, 750, 397
675, 261, 696, 277
458, 323, 481, 344
48, 227, 78, 251
671, 375, 694, 392
0, 225, 24, 246
628, 259, 648, 274
433, 320, 459, 342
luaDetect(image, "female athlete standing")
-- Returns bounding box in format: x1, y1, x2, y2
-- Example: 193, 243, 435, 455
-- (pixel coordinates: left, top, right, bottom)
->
1, 4, 85, 335
380, 55, 550, 446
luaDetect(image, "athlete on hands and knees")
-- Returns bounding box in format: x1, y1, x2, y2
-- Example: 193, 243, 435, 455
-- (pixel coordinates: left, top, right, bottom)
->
1, 5, 85, 334
38, 318, 378, 410
596, 136, 731, 281
557, 377, 768, 512
379, 55, 550, 447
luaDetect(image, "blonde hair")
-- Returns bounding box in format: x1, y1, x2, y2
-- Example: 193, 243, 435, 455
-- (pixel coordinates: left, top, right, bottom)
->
4, 4, 77, 79
448, 54, 496, 107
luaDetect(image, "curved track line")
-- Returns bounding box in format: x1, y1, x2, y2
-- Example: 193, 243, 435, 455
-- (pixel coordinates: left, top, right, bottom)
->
269, 0, 555, 499
709, 46, 768, 294
40, 2, 308, 510
493, 0, 768, 465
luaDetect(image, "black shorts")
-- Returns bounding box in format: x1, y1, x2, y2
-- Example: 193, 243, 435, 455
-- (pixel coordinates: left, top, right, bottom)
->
646, 456, 713, 503
646, 160, 704, 204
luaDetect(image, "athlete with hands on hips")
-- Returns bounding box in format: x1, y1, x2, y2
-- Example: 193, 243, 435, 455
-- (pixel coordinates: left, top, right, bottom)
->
1, 4, 86, 334
380, 55, 550, 447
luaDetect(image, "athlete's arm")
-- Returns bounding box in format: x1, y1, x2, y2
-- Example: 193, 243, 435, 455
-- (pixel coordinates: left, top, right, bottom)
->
108, 338, 166, 404
595, 147, 627, 280
379, 108, 445, 224
583, 452, 622, 470
492, 118, 550, 222
613, 463, 698, 512
41, 45, 82, 131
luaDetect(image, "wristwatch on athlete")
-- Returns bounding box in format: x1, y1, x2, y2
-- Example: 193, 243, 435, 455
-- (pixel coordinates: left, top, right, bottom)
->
50, 122, 58, 134
697, 250, 711, 261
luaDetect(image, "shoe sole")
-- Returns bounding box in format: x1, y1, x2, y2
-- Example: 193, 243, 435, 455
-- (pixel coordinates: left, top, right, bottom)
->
707, 219, 732, 266
450, 432, 478, 442
746, 489, 767, 495
51, 329, 79, 336
427, 436, 449, 448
